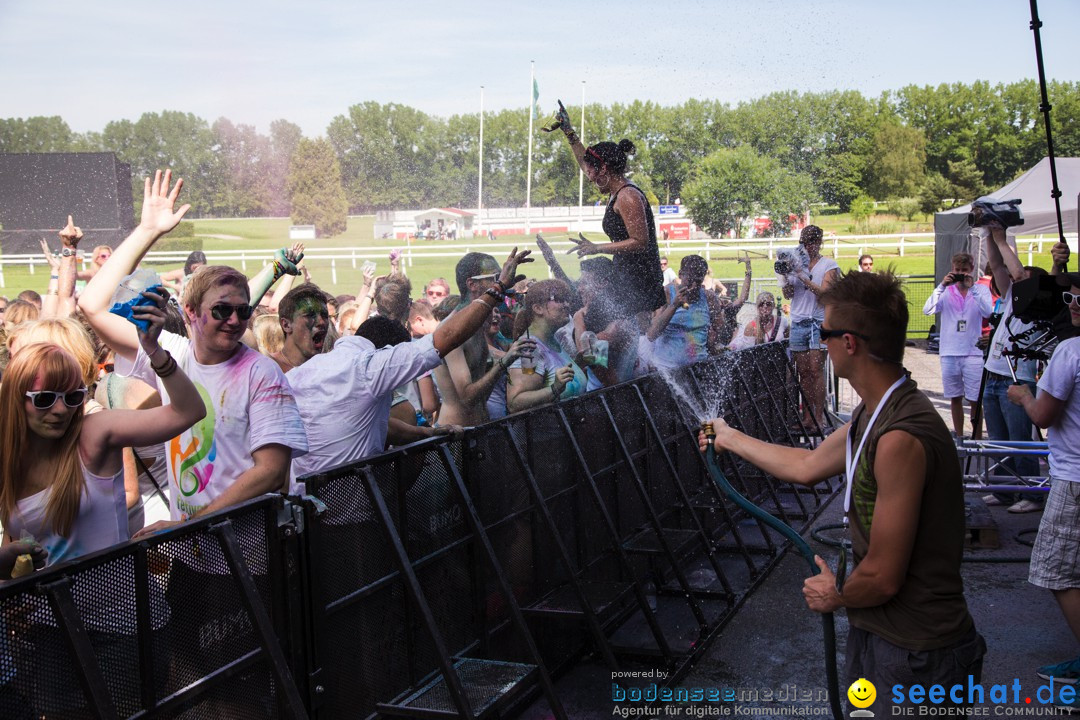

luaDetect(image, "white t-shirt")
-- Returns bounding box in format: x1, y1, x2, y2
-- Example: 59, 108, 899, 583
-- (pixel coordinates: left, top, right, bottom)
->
1037, 336, 1080, 481
789, 257, 839, 322
286, 333, 442, 487
922, 283, 993, 357
984, 293, 1038, 382
662, 267, 678, 286
122, 331, 309, 520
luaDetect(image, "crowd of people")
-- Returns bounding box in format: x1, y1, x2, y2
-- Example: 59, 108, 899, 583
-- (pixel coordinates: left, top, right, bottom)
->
0, 123, 1077, 715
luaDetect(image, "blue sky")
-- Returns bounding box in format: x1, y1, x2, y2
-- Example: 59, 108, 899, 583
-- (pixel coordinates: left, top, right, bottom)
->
1, 0, 1077, 137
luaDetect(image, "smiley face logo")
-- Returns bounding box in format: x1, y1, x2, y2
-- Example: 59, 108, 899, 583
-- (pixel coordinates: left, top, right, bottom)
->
847, 678, 876, 709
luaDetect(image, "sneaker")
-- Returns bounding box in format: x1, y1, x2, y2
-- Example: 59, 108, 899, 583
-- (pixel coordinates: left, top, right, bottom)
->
983, 495, 1006, 507
1008, 499, 1044, 514
1038, 656, 1080, 682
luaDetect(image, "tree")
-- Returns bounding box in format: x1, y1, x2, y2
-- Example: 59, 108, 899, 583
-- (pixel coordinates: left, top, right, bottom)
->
0, 116, 76, 153
849, 195, 875, 231
682, 146, 815, 238
288, 138, 348, 237
864, 120, 926, 199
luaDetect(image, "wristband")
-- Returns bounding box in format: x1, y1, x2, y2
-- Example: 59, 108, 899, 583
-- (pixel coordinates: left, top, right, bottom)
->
484, 287, 505, 302
50, 274, 59, 280
565, 130, 579, 144
61, 247, 77, 257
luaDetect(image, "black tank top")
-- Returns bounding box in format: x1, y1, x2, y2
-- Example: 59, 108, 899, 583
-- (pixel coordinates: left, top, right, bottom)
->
602, 183, 665, 314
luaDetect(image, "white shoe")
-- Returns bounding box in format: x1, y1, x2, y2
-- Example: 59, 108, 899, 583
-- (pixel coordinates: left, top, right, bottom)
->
1007, 499, 1044, 514
982, 495, 1006, 507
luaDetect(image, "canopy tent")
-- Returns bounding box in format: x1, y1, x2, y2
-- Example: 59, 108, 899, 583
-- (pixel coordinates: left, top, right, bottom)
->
933, 157, 1079, 283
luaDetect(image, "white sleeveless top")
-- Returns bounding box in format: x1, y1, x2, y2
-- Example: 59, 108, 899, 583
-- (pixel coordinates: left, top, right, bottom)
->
8, 464, 127, 565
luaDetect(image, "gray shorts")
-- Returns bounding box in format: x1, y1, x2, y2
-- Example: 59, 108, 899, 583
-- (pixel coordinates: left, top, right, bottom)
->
1029, 477, 1080, 590
845, 625, 986, 716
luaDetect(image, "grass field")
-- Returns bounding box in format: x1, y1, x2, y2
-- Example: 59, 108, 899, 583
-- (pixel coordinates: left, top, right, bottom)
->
1, 214, 1064, 338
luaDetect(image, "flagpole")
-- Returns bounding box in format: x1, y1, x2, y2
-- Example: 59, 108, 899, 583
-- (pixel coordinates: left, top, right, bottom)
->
525, 60, 535, 235
578, 80, 585, 232
478, 85, 484, 239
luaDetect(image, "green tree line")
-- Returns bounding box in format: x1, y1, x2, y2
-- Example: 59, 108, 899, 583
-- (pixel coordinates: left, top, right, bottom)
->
2, 80, 1078, 235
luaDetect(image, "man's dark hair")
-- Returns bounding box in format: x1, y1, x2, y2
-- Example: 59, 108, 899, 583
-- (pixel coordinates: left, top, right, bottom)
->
184, 251, 207, 275
376, 280, 410, 324
820, 269, 908, 365
356, 315, 411, 348
799, 225, 824, 245
434, 295, 460, 322
454, 252, 497, 297
279, 283, 329, 323
680, 255, 709, 283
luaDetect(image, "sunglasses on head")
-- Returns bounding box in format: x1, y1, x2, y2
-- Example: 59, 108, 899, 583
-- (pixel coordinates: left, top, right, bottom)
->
820, 327, 871, 341
1064, 291, 1080, 307
469, 272, 498, 282
26, 388, 88, 410
210, 303, 253, 321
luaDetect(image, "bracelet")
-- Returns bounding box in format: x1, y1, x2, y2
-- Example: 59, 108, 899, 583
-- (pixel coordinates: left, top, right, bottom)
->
565, 130, 579, 144
50, 274, 59, 280
148, 346, 166, 363
151, 350, 178, 378
484, 287, 505, 302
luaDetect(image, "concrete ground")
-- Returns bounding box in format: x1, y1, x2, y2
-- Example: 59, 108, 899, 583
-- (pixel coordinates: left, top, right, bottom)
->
523, 344, 1076, 719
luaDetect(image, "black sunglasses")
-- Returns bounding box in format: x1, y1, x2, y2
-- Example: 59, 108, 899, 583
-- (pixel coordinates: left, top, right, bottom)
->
25, 388, 88, 410
820, 327, 871, 341
210, 303, 253, 321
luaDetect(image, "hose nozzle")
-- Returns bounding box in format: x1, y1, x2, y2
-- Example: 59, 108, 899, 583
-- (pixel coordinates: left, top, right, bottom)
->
701, 420, 716, 441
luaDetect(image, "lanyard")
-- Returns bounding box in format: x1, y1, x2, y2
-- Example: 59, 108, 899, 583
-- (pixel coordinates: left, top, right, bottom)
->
844, 375, 907, 519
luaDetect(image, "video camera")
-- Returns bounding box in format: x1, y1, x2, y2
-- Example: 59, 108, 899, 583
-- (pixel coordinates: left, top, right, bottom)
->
968, 196, 1024, 228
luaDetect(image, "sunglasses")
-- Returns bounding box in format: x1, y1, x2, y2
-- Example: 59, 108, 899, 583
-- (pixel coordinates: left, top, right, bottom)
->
820, 327, 871, 341
1064, 292, 1080, 307
469, 273, 498, 282
757, 301, 775, 307
25, 388, 88, 410
210, 303, 253, 321
427, 289, 448, 296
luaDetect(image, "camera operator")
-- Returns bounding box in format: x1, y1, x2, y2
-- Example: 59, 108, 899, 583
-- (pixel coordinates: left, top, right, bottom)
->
1005, 266, 1080, 693
922, 253, 993, 439
980, 222, 1058, 513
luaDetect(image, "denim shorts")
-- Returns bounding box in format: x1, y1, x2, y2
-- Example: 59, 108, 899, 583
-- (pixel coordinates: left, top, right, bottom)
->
789, 317, 823, 352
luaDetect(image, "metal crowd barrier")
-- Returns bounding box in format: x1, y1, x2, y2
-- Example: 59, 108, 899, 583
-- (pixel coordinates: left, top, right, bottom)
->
0, 342, 839, 719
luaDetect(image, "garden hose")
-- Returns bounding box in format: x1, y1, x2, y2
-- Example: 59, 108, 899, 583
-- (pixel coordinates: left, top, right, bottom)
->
701, 422, 843, 720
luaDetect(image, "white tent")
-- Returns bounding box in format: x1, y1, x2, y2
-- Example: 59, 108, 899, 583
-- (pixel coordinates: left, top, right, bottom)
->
933, 157, 1079, 282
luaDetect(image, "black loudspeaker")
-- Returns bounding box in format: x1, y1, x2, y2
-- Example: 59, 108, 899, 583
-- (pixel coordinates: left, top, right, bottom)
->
0, 152, 135, 254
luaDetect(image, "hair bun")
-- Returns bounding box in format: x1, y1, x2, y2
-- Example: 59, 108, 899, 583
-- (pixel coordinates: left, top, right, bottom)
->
617, 139, 636, 156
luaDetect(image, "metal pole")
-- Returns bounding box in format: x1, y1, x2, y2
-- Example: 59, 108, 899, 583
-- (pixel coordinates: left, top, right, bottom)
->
525, 61, 535, 235
478, 85, 484, 239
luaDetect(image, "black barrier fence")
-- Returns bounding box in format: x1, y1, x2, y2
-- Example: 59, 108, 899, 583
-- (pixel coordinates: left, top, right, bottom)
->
0, 342, 840, 719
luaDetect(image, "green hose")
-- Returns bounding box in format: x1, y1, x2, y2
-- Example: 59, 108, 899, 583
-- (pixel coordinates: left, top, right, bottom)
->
704, 444, 844, 720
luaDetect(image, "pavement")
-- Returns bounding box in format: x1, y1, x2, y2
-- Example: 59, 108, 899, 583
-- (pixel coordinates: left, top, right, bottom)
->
523, 344, 1076, 719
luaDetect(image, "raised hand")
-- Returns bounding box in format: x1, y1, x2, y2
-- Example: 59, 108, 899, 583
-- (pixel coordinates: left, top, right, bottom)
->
541, 99, 573, 134
565, 232, 598, 258
58, 215, 83, 247
133, 288, 171, 354
499, 246, 534, 287
551, 365, 575, 396
504, 335, 537, 364
140, 169, 191, 237
39, 238, 61, 271
274, 243, 304, 277
534, 233, 558, 264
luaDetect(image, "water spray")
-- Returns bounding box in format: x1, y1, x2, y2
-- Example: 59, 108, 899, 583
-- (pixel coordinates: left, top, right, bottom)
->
700, 421, 843, 720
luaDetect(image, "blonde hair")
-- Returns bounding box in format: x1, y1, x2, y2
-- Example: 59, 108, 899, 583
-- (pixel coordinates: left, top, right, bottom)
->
183, 265, 250, 311
754, 292, 777, 345
252, 313, 284, 356
7, 317, 98, 387
4, 299, 39, 331
0, 343, 87, 537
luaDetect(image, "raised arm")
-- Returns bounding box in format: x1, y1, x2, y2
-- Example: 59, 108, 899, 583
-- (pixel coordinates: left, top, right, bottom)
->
78, 170, 191, 361
55, 216, 82, 318
80, 289, 206, 470
534, 234, 574, 287
984, 224, 1026, 295
248, 243, 304, 308
543, 101, 588, 175
39, 238, 62, 318
734, 257, 752, 308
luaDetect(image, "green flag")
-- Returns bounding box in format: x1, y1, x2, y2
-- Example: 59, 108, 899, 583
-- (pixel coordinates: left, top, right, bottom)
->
532, 78, 540, 119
